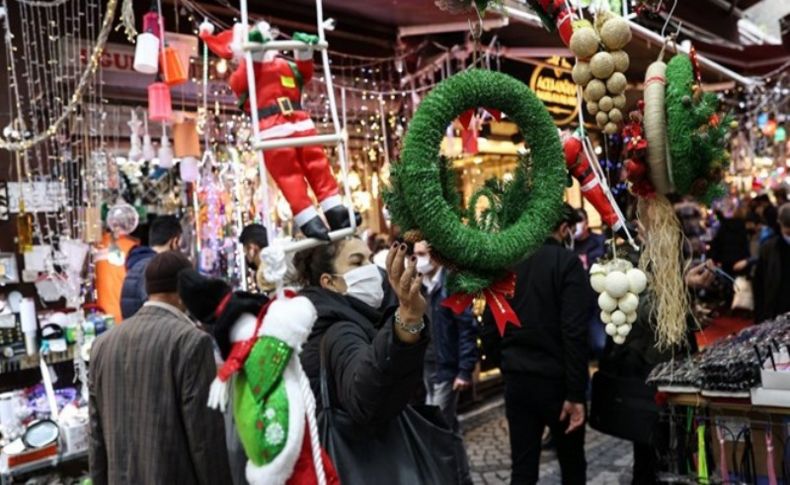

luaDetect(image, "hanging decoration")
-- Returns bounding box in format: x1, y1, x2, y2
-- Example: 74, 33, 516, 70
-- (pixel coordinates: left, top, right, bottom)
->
570, 11, 632, 135
665, 54, 732, 203
434, 0, 502, 14
590, 259, 647, 344
148, 82, 173, 122
385, 69, 566, 334
106, 202, 140, 237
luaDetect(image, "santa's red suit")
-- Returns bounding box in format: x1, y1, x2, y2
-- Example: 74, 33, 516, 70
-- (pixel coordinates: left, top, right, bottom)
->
200, 21, 352, 239
229, 56, 342, 228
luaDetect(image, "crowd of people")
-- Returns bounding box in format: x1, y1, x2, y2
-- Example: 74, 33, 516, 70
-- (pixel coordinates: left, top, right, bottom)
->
86, 187, 790, 485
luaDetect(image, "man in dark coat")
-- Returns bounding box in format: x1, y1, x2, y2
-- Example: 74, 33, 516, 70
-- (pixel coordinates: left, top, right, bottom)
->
486, 204, 590, 485
754, 202, 790, 323
89, 251, 231, 485
120, 215, 182, 319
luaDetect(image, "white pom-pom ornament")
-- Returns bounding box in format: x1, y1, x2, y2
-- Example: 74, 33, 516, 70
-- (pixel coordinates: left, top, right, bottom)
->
605, 323, 617, 337
626, 312, 637, 324
589, 264, 607, 293
617, 324, 631, 337
604, 272, 629, 298
598, 292, 618, 313
618, 292, 639, 314
611, 310, 627, 326
600, 310, 612, 323
613, 335, 626, 345
626, 268, 647, 294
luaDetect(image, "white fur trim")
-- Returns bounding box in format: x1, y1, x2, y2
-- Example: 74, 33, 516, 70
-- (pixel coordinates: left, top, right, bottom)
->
319, 195, 342, 212
259, 118, 316, 140
294, 206, 319, 227
260, 297, 317, 351
229, 313, 258, 343
207, 377, 229, 412
245, 359, 305, 485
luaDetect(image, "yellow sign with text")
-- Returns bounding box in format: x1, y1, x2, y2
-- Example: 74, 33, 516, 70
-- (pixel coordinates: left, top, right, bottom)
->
529, 56, 579, 126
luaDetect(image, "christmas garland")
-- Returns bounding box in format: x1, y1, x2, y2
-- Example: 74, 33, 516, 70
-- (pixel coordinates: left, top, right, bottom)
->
665, 54, 731, 203
385, 69, 565, 294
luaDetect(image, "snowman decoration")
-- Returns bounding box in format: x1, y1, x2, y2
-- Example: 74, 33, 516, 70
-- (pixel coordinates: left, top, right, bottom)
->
589, 259, 647, 344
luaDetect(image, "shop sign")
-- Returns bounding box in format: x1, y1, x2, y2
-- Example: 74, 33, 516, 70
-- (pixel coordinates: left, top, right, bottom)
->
529, 56, 578, 126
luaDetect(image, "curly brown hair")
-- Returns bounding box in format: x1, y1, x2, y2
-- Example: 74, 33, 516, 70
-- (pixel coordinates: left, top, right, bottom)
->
292, 240, 345, 287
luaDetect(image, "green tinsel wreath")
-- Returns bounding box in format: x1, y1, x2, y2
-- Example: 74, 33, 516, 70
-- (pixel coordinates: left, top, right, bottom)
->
665, 54, 731, 203
384, 69, 566, 294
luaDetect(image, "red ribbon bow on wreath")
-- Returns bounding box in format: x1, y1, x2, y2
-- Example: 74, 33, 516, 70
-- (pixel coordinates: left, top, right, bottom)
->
441, 272, 520, 336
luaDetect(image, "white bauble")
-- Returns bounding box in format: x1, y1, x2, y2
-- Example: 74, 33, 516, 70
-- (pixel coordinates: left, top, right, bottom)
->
617, 324, 632, 336
604, 271, 629, 298
618, 292, 639, 314
600, 310, 612, 323
626, 268, 647, 294
590, 273, 607, 293
605, 323, 617, 336
611, 310, 626, 325
598, 292, 618, 312
626, 312, 637, 324
613, 334, 626, 345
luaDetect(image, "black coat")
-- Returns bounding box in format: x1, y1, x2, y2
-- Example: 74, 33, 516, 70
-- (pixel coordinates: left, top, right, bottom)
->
754, 235, 790, 323
299, 287, 429, 427
120, 246, 156, 319
709, 218, 750, 275
485, 238, 591, 403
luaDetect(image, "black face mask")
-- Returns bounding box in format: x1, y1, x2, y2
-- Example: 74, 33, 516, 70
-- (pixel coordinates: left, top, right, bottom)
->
247, 258, 258, 271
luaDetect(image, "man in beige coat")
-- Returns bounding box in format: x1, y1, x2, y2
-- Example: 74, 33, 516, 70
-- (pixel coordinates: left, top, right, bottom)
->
89, 251, 231, 484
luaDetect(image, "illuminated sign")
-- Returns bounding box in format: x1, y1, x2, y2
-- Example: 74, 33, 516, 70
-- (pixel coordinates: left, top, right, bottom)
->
529, 56, 579, 126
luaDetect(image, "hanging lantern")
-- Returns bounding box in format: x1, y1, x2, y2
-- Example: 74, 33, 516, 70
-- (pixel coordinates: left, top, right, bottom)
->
173, 119, 201, 158
133, 32, 160, 74
148, 82, 172, 122
158, 133, 174, 169
142, 11, 163, 39
160, 46, 187, 86
180, 156, 200, 182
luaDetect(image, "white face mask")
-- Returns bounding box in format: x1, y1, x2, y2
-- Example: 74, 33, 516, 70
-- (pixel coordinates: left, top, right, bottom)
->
415, 256, 434, 275
574, 223, 584, 240
342, 264, 384, 309
783, 234, 790, 245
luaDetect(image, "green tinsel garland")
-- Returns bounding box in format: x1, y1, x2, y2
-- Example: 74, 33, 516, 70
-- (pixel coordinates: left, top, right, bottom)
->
665, 54, 731, 203
385, 69, 566, 293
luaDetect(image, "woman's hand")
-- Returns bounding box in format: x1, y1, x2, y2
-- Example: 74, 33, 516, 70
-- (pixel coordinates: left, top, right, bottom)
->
385, 243, 427, 325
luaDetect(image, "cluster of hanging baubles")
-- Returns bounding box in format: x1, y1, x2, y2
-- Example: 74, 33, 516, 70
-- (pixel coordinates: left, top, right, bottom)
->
590, 260, 648, 344
128, 7, 200, 183
570, 12, 632, 135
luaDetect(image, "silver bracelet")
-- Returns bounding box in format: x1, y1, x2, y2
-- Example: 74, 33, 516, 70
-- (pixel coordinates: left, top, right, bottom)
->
395, 309, 425, 335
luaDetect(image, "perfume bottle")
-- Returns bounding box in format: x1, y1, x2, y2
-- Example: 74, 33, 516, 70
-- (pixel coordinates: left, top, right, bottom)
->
16, 200, 34, 253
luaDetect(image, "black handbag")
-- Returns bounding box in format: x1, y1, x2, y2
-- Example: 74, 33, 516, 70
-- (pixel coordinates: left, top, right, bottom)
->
589, 370, 659, 445
317, 336, 459, 485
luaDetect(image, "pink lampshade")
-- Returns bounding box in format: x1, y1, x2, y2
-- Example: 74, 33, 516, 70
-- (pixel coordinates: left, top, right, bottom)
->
148, 82, 172, 122
143, 11, 163, 39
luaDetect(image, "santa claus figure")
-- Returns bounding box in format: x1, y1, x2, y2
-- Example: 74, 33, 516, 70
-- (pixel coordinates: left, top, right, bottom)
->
178, 269, 339, 485
200, 21, 354, 241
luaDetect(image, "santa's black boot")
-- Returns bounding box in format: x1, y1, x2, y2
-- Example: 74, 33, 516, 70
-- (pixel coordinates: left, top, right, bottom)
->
325, 206, 361, 231
300, 216, 331, 241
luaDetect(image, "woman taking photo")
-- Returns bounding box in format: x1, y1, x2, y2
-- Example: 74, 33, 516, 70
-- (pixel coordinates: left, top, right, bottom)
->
295, 238, 458, 484
295, 239, 428, 425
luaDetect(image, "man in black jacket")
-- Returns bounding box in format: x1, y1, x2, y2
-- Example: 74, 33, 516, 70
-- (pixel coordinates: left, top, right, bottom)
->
120, 215, 182, 319
488, 204, 590, 485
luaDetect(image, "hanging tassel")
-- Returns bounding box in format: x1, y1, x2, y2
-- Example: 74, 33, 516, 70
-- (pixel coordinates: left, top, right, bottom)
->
766, 431, 778, 485
697, 423, 709, 484
207, 377, 229, 412
716, 425, 728, 483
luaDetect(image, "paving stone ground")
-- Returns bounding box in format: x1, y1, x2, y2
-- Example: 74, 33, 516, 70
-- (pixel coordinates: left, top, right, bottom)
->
461, 399, 634, 485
